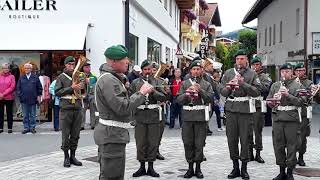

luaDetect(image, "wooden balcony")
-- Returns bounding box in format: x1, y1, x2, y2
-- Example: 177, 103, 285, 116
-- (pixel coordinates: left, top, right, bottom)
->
176, 0, 195, 9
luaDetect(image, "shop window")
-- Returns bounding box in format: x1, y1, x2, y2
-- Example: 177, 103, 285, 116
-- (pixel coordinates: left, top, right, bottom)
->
166, 47, 171, 63
147, 38, 162, 63
128, 33, 139, 65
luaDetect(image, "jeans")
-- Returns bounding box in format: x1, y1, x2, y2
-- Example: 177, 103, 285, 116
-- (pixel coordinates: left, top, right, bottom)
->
22, 103, 36, 130
170, 97, 182, 128
213, 105, 221, 128
53, 105, 60, 130
0, 100, 14, 130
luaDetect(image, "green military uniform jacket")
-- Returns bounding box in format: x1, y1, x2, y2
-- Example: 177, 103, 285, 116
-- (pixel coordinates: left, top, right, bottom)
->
255, 71, 272, 108
55, 69, 82, 110
220, 66, 261, 113
267, 77, 305, 122
94, 64, 145, 145
298, 77, 313, 117
176, 77, 214, 122
129, 76, 167, 124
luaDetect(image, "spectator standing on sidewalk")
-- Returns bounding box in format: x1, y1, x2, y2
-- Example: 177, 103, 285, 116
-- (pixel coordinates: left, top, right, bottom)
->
0, 63, 16, 134
127, 65, 141, 83
49, 79, 60, 131
169, 68, 183, 129
17, 63, 42, 134
212, 71, 224, 131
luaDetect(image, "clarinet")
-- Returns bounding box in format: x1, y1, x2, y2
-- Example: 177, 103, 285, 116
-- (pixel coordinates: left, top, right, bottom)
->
228, 65, 241, 99
144, 75, 150, 109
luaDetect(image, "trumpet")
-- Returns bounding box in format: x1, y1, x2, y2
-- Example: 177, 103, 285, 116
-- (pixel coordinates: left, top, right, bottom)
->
142, 74, 150, 109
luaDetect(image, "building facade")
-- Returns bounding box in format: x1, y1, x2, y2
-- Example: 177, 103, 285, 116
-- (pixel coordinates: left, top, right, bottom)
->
243, 0, 320, 81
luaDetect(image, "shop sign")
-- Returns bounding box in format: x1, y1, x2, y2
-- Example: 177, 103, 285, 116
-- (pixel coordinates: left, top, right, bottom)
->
313, 32, 320, 54
200, 29, 209, 59
0, 0, 57, 20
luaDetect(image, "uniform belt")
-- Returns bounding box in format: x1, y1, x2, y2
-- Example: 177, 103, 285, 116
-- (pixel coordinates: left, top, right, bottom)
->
182, 105, 210, 121
137, 104, 163, 121
277, 106, 297, 111
227, 97, 250, 102
137, 104, 160, 109
61, 95, 85, 99
183, 105, 206, 110
99, 119, 134, 129
251, 96, 263, 101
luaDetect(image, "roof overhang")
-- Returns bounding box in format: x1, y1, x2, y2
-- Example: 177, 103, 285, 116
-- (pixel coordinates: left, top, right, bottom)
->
0, 23, 88, 51
242, 0, 273, 24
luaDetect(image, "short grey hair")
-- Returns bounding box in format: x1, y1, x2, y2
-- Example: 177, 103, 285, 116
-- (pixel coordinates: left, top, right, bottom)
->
1, 63, 9, 69
24, 63, 33, 68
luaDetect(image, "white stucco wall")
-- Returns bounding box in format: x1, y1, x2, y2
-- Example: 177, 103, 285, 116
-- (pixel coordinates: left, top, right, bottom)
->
257, 0, 304, 66
129, 0, 180, 66
307, 0, 320, 55
0, 0, 125, 75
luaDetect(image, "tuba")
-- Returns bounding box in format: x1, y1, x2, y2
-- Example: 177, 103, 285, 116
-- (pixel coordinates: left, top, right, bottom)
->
72, 55, 90, 106
154, 62, 169, 79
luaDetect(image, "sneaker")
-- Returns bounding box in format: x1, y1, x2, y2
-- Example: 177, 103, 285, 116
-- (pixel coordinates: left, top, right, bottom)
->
221, 126, 226, 131
217, 128, 223, 132
22, 129, 29, 134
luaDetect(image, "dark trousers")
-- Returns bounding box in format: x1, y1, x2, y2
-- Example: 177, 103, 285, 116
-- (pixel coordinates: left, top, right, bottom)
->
53, 105, 60, 130
182, 121, 207, 163
170, 97, 182, 128
60, 109, 82, 151
135, 122, 160, 162
226, 111, 251, 162
0, 100, 14, 130
298, 117, 310, 155
99, 143, 126, 180
158, 120, 165, 150
249, 110, 264, 151
272, 121, 299, 169
213, 105, 221, 128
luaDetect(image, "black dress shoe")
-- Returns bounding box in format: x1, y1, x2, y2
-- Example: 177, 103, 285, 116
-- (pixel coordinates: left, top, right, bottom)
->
195, 162, 204, 179
54, 129, 59, 132
133, 162, 147, 177
31, 129, 36, 134
22, 129, 29, 134
81, 127, 85, 131
255, 151, 265, 164
70, 150, 82, 166
184, 169, 194, 178
8, 129, 12, 134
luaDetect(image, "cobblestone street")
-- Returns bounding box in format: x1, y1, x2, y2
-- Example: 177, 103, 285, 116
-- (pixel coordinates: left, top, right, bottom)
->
0, 134, 320, 180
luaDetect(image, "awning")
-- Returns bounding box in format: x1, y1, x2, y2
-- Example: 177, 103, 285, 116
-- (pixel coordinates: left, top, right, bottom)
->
0, 24, 88, 51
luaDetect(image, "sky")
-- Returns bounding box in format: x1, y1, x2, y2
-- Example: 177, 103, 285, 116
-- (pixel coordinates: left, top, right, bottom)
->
207, 0, 258, 34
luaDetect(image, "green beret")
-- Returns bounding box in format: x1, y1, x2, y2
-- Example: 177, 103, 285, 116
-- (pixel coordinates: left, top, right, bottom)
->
279, 63, 293, 70
251, 56, 262, 64
190, 60, 202, 69
104, 45, 128, 60
235, 49, 247, 57
294, 63, 305, 70
64, 56, 75, 64
141, 59, 152, 69
152, 62, 159, 69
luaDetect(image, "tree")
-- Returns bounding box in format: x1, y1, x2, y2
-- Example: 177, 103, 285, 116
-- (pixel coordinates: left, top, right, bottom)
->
216, 42, 229, 71
238, 29, 257, 60
226, 42, 239, 70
